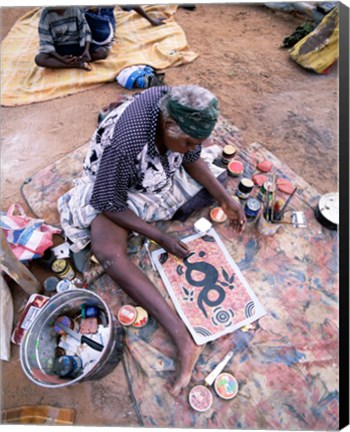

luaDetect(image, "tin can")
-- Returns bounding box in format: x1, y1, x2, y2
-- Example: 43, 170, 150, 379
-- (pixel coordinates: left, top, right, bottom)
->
244, 198, 261, 219
51, 259, 75, 280
189, 385, 213, 412
221, 145, 236, 165
227, 160, 244, 177
214, 372, 239, 400
118, 305, 137, 326
56, 279, 73, 293
54, 355, 83, 378
132, 306, 149, 328
43, 276, 59, 293
257, 181, 275, 203
257, 213, 281, 236
236, 178, 254, 200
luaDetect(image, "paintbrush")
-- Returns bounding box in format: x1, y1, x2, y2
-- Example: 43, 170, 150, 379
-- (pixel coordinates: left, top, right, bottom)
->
204, 351, 234, 386
276, 187, 297, 221
270, 174, 276, 222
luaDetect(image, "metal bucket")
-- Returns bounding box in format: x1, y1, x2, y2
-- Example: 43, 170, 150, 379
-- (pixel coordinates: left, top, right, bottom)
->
20, 288, 123, 388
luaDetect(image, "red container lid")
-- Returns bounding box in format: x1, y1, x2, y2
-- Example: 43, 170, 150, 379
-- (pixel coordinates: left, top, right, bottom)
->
228, 160, 244, 175
117, 305, 137, 326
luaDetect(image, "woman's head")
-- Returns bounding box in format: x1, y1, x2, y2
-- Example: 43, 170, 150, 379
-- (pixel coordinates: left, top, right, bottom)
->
158, 85, 219, 153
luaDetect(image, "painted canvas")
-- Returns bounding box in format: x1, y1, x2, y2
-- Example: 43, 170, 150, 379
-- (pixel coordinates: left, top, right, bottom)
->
152, 228, 265, 345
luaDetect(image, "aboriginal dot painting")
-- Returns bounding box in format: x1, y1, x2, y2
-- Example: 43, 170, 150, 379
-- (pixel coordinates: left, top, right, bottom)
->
152, 228, 265, 345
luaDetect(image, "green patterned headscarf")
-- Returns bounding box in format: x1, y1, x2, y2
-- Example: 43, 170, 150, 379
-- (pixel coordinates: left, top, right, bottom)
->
167, 97, 219, 139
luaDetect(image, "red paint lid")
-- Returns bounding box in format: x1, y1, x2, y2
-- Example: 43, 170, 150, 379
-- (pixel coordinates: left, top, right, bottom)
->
117, 305, 137, 326
228, 160, 244, 174
189, 385, 213, 412
132, 306, 149, 328
210, 207, 227, 223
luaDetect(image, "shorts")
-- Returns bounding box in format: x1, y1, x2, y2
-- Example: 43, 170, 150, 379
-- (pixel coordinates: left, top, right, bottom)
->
54, 43, 101, 57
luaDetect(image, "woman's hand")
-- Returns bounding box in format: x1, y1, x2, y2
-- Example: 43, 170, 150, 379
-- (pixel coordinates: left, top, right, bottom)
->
81, 50, 91, 62
158, 233, 190, 259
221, 197, 247, 233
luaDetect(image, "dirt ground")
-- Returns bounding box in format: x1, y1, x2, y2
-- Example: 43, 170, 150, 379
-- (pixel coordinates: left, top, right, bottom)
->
0, 4, 338, 427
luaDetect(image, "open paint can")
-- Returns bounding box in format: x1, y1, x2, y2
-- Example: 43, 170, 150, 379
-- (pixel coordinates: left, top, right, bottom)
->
214, 372, 239, 400
210, 207, 227, 223
227, 160, 244, 177
315, 192, 338, 230
189, 385, 213, 412
221, 145, 236, 165
236, 178, 254, 200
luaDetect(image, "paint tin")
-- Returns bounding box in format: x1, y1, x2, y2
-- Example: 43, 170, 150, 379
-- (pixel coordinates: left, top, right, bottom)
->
221, 145, 236, 165
236, 178, 254, 200
51, 259, 76, 280
214, 372, 239, 400
257, 213, 281, 236
56, 279, 73, 293
189, 385, 213, 412
132, 306, 149, 328
227, 160, 244, 177
117, 305, 137, 326
210, 207, 227, 223
244, 198, 261, 219
43, 276, 59, 293
54, 355, 83, 378
257, 181, 275, 203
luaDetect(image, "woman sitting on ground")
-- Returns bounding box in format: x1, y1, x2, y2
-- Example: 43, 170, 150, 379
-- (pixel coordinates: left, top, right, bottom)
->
58, 85, 246, 396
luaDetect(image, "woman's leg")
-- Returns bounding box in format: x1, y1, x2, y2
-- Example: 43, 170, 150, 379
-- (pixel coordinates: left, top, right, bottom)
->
91, 214, 202, 396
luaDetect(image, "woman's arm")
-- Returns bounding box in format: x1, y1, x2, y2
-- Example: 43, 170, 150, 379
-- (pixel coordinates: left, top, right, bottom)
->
104, 209, 190, 258
184, 158, 246, 231
125, 5, 166, 26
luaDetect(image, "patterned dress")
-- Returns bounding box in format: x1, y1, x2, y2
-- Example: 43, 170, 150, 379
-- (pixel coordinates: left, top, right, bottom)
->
58, 86, 224, 252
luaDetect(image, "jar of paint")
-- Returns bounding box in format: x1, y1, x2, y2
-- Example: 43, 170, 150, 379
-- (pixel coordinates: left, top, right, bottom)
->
214, 372, 239, 400
236, 178, 254, 200
189, 385, 213, 412
51, 259, 75, 280
257, 213, 281, 236
227, 160, 244, 177
244, 197, 261, 219
257, 181, 275, 203
210, 207, 227, 223
54, 355, 83, 378
221, 145, 236, 165
43, 276, 59, 293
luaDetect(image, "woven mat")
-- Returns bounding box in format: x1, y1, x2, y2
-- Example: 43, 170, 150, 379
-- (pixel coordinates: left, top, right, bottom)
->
21, 116, 338, 429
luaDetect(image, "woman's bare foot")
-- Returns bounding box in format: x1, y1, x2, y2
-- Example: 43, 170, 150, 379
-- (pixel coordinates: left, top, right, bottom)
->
169, 335, 204, 397
78, 61, 92, 71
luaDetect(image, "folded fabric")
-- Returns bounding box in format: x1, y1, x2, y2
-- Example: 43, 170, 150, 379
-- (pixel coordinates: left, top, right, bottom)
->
1, 5, 198, 106
2, 405, 75, 424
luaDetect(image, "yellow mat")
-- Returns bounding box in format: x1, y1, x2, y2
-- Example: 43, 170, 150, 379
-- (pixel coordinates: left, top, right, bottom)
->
1, 5, 198, 107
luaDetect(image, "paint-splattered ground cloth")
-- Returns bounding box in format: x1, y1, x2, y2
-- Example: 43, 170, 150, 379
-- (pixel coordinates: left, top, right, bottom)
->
21, 116, 339, 429
0, 5, 197, 107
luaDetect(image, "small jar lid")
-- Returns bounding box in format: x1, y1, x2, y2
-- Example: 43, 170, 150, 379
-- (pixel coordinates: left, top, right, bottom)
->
246, 197, 261, 212
132, 306, 149, 328
189, 385, 213, 412
214, 372, 239, 400
52, 259, 66, 273
228, 160, 244, 175
56, 279, 72, 293
118, 305, 137, 326
210, 207, 227, 223
223, 144, 236, 157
